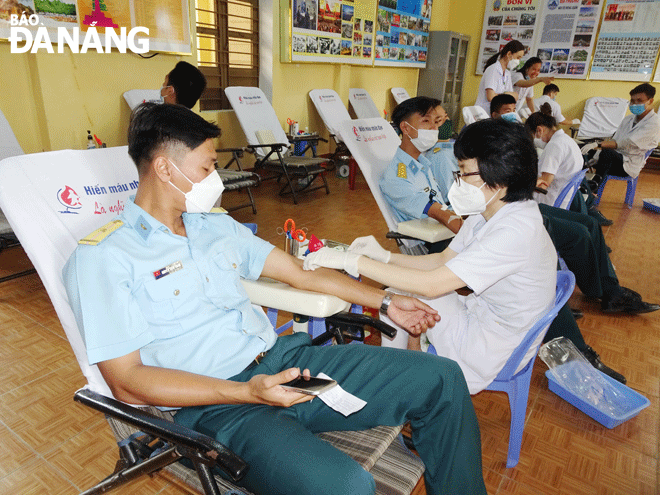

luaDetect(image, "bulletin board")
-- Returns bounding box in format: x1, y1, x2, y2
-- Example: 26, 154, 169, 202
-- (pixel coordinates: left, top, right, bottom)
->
374, 0, 432, 68
0, 0, 191, 54
589, 0, 660, 81
534, 0, 604, 78
288, 0, 376, 65
475, 0, 543, 76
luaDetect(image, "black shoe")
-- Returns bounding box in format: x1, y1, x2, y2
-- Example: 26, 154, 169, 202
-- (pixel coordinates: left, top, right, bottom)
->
589, 208, 613, 226
571, 308, 584, 320
581, 346, 626, 384
601, 291, 660, 314
606, 244, 612, 253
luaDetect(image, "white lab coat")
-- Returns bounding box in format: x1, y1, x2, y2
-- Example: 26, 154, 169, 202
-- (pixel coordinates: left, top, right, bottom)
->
511, 72, 534, 112
534, 95, 566, 123
475, 62, 513, 115
613, 110, 660, 178
382, 201, 557, 394
535, 129, 583, 207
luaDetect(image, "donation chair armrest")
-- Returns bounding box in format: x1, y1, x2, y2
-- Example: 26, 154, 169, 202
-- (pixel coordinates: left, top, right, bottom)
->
322, 311, 397, 340
216, 147, 246, 155
246, 143, 288, 153
288, 134, 328, 144
241, 277, 351, 318
396, 218, 454, 244
386, 231, 423, 242
74, 388, 248, 482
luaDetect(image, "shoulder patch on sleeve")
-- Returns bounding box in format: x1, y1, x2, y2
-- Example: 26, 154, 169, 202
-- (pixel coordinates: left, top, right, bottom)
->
79, 219, 124, 246
433, 146, 441, 153
210, 207, 228, 214
397, 162, 407, 179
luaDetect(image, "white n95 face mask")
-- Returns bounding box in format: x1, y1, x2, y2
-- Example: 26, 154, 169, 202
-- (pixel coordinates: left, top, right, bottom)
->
534, 137, 547, 149
507, 58, 520, 71
405, 123, 438, 152
447, 179, 500, 216
168, 160, 225, 213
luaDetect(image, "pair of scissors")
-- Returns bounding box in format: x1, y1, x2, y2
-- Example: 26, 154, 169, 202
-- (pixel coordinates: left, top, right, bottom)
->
280, 218, 306, 242
286, 118, 295, 126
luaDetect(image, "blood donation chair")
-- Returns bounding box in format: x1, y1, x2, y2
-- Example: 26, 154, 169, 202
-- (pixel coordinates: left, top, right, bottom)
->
225, 86, 330, 204
0, 108, 36, 283
575, 97, 628, 141
0, 147, 426, 495
518, 107, 532, 122
122, 89, 162, 110
337, 118, 454, 256
390, 88, 411, 105
349, 88, 382, 119
462, 105, 490, 126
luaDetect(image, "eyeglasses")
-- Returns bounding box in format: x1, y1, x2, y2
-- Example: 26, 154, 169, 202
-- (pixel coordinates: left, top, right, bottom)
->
452, 170, 481, 185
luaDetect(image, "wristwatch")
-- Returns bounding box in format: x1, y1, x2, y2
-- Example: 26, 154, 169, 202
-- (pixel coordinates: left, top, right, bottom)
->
380, 292, 393, 314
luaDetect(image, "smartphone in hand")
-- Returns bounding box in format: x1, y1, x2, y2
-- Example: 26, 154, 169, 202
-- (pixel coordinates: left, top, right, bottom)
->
281, 376, 337, 395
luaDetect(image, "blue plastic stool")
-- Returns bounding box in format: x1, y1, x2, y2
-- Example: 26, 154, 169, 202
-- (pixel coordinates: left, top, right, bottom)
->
553, 169, 587, 210
428, 270, 576, 468
593, 174, 638, 209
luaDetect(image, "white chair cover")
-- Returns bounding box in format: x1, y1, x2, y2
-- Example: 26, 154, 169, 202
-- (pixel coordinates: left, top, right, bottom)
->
0, 147, 139, 397
0, 108, 24, 161
123, 89, 161, 111
518, 107, 532, 122
348, 89, 382, 119
309, 89, 352, 140
576, 97, 629, 140
462, 106, 490, 125
390, 88, 411, 105
225, 87, 291, 159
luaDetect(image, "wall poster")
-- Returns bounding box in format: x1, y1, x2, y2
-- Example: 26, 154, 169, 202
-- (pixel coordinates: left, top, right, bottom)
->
589, 0, 660, 81
0, 0, 191, 54
534, 0, 604, 78
291, 0, 376, 64
374, 0, 433, 67
476, 0, 542, 75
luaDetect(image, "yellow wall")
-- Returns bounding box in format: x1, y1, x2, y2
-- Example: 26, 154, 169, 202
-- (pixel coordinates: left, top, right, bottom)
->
2, 0, 656, 156
0, 43, 193, 153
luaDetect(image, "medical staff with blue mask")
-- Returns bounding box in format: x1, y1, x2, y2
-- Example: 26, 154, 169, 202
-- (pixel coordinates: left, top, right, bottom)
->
591, 83, 660, 185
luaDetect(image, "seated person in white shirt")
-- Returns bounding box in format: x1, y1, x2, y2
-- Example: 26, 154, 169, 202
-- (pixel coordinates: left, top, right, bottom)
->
380, 97, 463, 253
306, 119, 558, 394
524, 104, 583, 207
590, 83, 660, 186
512, 57, 554, 113
534, 84, 574, 126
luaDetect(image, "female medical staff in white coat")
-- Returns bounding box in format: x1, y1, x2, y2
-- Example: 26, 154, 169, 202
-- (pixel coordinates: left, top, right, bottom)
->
303, 120, 557, 394
525, 105, 583, 208
474, 40, 526, 114
512, 57, 554, 113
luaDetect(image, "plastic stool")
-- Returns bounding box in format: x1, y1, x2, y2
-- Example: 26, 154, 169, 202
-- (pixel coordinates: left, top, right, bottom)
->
593, 174, 637, 209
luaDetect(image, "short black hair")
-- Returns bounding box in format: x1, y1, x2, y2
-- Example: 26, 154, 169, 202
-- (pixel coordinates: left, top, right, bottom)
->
167, 62, 207, 108
391, 96, 442, 130
630, 83, 656, 99
454, 119, 537, 203
490, 94, 517, 116
128, 102, 220, 174
543, 83, 559, 95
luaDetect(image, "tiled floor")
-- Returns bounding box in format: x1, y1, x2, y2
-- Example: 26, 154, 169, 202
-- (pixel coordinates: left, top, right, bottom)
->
0, 166, 658, 494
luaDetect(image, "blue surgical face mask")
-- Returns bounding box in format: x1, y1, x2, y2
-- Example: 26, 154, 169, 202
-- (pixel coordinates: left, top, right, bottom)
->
501, 112, 519, 123
629, 103, 646, 115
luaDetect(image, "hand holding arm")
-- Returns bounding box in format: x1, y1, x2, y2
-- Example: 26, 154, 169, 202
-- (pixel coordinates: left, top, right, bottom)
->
303, 247, 361, 277
347, 235, 391, 263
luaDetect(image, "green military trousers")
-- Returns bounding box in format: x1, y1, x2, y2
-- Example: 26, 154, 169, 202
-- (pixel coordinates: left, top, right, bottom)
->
174, 332, 487, 495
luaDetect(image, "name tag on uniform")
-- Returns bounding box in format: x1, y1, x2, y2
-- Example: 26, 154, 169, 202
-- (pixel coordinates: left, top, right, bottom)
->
154, 261, 183, 280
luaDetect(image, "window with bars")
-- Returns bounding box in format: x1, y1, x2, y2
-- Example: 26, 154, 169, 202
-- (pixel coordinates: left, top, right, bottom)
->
195, 0, 260, 111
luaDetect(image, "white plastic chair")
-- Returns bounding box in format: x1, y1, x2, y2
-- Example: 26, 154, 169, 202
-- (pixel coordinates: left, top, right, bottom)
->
518, 107, 532, 122
462, 105, 490, 125
309, 89, 352, 142
576, 97, 629, 141
390, 88, 411, 105
123, 89, 161, 110
348, 88, 382, 119
0, 146, 424, 495
337, 118, 453, 255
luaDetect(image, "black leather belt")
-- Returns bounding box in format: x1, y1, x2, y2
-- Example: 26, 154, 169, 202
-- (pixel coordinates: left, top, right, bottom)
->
245, 351, 268, 371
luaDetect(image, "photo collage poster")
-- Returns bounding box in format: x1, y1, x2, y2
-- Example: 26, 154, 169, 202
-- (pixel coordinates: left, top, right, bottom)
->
535, 0, 604, 78
590, 0, 660, 81
476, 0, 543, 75
291, 0, 377, 64
374, 0, 432, 67
0, 0, 191, 54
